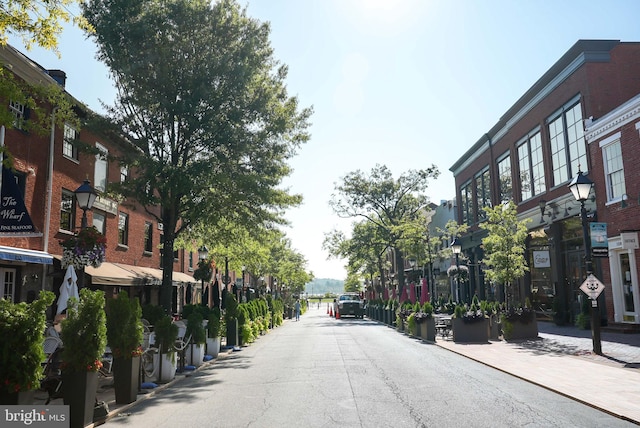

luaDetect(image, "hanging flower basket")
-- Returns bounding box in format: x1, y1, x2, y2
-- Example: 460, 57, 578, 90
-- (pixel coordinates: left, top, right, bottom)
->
447, 264, 469, 281
60, 226, 106, 269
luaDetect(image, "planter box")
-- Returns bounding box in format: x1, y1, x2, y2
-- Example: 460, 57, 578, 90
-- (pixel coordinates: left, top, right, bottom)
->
187, 343, 205, 367
206, 336, 220, 358
62, 370, 99, 428
113, 356, 140, 404
419, 317, 436, 342
452, 317, 489, 343
154, 352, 177, 383
0, 389, 35, 405
503, 318, 538, 341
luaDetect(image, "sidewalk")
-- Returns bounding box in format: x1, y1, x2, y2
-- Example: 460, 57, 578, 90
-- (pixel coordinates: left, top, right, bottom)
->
434, 321, 640, 425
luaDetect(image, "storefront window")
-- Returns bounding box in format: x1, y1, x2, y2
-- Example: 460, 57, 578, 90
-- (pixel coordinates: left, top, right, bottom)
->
529, 229, 553, 311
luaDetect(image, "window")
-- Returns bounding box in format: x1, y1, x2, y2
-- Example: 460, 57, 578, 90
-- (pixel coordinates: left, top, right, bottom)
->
60, 190, 75, 232
497, 154, 512, 204
120, 165, 128, 183
118, 212, 129, 246
548, 100, 587, 185
189, 252, 194, 270
1, 269, 17, 302
461, 181, 473, 225
517, 131, 546, 201
93, 211, 106, 235
94, 143, 108, 192
144, 222, 153, 253
475, 169, 491, 220
63, 123, 79, 160
600, 133, 626, 202
9, 101, 26, 129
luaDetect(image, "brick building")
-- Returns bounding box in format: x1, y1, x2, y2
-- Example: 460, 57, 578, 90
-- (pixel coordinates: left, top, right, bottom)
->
585, 93, 640, 325
449, 40, 640, 328
0, 44, 199, 317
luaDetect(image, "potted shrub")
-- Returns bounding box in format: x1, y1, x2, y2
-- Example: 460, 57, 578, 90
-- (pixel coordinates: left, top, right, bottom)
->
60, 288, 107, 428
224, 291, 239, 347
186, 312, 206, 367
452, 298, 489, 343
416, 301, 436, 342
206, 307, 222, 358
501, 300, 538, 341
106, 291, 144, 404
152, 315, 178, 382
0, 290, 55, 404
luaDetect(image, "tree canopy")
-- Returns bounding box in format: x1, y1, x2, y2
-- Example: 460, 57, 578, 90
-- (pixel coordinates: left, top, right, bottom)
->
0, 0, 91, 54
479, 201, 530, 308
329, 164, 439, 298
83, 0, 312, 312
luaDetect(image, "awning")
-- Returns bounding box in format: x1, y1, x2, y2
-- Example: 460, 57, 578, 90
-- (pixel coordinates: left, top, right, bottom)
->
0, 245, 53, 264
172, 271, 195, 284
115, 264, 163, 285
85, 262, 141, 286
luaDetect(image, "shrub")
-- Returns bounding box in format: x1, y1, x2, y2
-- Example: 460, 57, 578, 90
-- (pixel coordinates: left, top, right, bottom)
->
0, 290, 55, 393
106, 291, 143, 359
60, 289, 107, 372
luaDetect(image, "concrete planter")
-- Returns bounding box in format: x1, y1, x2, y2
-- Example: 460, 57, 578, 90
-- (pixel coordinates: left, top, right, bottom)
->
206, 336, 220, 358
187, 343, 205, 367
419, 317, 436, 342
452, 317, 489, 343
503, 317, 538, 341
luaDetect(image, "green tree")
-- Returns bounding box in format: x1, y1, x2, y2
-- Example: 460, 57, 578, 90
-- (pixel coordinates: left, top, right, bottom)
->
0, 0, 91, 54
324, 219, 390, 294
329, 164, 439, 299
83, 0, 312, 313
479, 201, 530, 309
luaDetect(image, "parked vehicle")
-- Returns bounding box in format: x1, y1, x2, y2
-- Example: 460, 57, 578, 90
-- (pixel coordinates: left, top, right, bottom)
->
336, 293, 364, 318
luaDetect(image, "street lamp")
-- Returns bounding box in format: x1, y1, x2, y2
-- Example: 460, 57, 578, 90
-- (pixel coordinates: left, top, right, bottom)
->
568, 169, 601, 355
74, 179, 97, 291
451, 237, 461, 303
198, 246, 209, 306
74, 179, 97, 229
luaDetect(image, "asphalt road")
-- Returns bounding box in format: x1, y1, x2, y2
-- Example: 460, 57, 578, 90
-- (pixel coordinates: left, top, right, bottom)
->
103, 308, 635, 428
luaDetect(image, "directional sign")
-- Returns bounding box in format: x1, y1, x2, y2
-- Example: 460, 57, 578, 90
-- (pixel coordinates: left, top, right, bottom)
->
579, 274, 605, 300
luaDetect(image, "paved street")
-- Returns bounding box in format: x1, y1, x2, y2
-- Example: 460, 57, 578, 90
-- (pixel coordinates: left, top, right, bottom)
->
82, 306, 640, 428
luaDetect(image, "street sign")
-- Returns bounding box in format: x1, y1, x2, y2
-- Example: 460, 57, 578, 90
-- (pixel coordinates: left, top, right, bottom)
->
579, 274, 605, 300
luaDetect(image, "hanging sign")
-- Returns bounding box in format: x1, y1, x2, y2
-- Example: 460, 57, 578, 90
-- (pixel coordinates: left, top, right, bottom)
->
590, 222, 608, 257
0, 167, 42, 237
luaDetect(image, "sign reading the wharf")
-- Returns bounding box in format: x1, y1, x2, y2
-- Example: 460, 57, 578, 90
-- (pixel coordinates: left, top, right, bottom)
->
533, 250, 551, 268
0, 167, 41, 237
1, 405, 69, 427
590, 222, 608, 257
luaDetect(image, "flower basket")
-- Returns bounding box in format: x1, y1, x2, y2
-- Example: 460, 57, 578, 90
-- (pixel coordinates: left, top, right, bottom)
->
60, 226, 106, 269
0, 291, 55, 401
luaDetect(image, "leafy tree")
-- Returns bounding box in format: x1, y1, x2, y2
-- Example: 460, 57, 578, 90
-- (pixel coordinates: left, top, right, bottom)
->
83, 0, 312, 312
324, 219, 390, 295
0, 0, 91, 54
479, 201, 530, 309
329, 164, 439, 299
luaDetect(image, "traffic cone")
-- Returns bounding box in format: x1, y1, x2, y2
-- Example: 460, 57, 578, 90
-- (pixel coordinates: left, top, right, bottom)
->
329, 307, 333, 317
327, 304, 329, 314
336, 309, 340, 319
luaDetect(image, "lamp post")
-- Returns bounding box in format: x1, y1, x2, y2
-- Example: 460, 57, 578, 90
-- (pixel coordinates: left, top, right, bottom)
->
568, 170, 602, 355
74, 179, 97, 291
74, 179, 97, 229
451, 237, 461, 303
198, 245, 209, 306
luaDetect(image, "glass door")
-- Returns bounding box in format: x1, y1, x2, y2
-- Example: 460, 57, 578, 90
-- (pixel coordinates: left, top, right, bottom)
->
619, 253, 636, 321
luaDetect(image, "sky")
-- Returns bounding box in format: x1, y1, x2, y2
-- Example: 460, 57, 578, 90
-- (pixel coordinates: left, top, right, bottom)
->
10, 0, 640, 280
